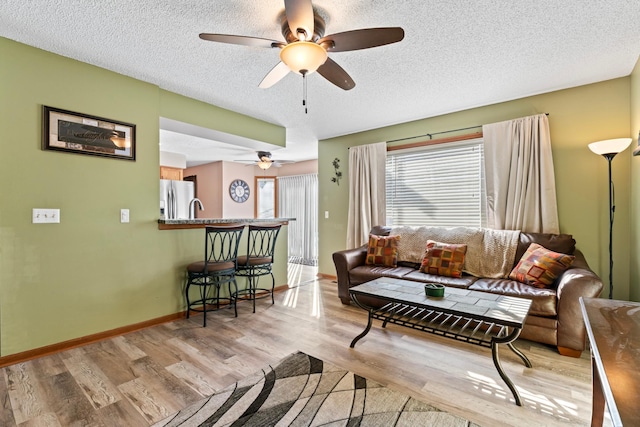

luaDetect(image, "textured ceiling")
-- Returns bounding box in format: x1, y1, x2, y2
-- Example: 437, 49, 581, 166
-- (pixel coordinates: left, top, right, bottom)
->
2, 0, 639, 166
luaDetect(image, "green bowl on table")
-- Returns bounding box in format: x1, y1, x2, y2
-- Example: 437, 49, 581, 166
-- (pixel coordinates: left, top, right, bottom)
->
424, 283, 445, 298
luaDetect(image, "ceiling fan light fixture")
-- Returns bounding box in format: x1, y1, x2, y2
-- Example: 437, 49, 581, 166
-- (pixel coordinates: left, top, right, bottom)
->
279, 41, 327, 75
257, 160, 273, 170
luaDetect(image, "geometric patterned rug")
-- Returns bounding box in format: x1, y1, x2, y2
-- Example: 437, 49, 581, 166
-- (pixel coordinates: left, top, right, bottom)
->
152, 351, 481, 427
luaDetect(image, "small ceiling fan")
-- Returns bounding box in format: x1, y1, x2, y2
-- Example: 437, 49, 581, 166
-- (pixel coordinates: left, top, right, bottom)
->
236, 151, 294, 170
199, 0, 404, 91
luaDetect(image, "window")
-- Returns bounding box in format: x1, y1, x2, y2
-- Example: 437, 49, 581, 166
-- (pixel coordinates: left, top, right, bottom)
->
386, 138, 486, 227
255, 177, 277, 218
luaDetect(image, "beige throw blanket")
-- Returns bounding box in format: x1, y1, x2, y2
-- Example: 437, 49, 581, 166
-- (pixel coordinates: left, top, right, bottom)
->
390, 226, 521, 278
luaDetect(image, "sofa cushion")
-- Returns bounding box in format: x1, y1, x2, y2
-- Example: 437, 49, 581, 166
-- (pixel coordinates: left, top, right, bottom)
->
349, 265, 415, 286
515, 232, 576, 263
403, 271, 478, 289
365, 234, 400, 267
509, 243, 575, 288
469, 278, 557, 317
420, 240, 467, 278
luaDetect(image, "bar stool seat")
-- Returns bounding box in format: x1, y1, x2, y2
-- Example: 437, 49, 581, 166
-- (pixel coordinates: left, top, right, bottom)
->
185, 224, 244, 327
187, 261, 236, 273
235, 224, 282, 313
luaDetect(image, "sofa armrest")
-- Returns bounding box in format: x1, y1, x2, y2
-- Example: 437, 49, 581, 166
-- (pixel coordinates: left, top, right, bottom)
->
556, 249, 604, 353
333, 246, 367, 304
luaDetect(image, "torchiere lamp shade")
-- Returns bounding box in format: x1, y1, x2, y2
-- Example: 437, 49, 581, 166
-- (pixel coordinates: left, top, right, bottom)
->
588, 138, 632, 156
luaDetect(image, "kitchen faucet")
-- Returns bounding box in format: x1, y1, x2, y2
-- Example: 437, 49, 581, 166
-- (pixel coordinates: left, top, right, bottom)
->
189, 198, 204, 219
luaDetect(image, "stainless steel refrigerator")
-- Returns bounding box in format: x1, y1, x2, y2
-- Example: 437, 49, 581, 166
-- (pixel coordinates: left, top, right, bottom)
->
160, 179, 195, 219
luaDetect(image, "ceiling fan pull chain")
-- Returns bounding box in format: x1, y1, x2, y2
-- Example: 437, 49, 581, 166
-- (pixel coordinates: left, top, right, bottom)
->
302, 69, 308, 114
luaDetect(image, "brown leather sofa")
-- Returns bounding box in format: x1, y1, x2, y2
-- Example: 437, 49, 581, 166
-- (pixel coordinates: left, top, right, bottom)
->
333, 226, 604, 357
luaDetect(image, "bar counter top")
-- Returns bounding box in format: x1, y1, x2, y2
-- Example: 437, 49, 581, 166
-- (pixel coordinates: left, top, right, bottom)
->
158, 217, 294, 230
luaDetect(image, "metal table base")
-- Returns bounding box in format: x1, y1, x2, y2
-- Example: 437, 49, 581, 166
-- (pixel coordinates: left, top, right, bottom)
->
350, 296, 532, 406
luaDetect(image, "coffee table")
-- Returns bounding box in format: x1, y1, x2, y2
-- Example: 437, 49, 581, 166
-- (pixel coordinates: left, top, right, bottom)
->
349, 277, 533, 406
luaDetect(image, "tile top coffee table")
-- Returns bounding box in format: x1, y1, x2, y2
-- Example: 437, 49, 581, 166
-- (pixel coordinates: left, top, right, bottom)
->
349, 277, 533, 406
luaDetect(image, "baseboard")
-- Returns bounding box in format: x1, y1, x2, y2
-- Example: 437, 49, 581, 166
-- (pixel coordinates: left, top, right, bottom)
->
317, 273, 337, 281
0, 287, 293, 368
0, 312, 184, 368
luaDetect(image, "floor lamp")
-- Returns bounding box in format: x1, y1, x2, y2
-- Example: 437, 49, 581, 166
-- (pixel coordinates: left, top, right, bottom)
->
588, 138, 632, 299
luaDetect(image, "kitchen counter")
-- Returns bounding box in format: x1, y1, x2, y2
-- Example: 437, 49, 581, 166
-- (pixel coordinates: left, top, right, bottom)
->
158, 217, 294, 230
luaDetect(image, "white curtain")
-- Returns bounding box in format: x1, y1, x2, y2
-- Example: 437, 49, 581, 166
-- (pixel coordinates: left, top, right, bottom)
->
278, 174, 318, 265
347, 142, 387, 248
483, 114, 559, 233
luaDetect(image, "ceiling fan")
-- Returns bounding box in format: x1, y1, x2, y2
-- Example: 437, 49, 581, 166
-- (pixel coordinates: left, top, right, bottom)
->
236, 151, 294, 170
199, 0, 405, 91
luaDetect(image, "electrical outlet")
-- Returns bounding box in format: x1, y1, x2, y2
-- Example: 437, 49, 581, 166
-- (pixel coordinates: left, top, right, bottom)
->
120, 209, 130, 223
325, 211, 329, 219
32, 208, 60, 224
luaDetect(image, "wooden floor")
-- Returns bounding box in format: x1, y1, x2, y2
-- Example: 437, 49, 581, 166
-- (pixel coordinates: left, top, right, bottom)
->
0, 269, 602, 426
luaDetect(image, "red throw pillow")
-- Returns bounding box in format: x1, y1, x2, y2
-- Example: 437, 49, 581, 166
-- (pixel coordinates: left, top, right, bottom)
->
365, 235, 400, 267
509, 243, 575, 288
420, 240, 467, 278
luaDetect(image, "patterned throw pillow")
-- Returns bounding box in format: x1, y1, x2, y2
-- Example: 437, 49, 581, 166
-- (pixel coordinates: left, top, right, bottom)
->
420, 240, 467, 278
509, 243, 575, 288
365, 235, 400, 267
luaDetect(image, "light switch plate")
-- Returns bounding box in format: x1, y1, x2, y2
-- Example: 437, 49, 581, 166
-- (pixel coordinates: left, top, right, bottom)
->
120, 209, 130, 223
32, 208, 60, 223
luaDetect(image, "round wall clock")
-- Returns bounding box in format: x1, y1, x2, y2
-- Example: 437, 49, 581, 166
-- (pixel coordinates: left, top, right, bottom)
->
229, 179, 250, 203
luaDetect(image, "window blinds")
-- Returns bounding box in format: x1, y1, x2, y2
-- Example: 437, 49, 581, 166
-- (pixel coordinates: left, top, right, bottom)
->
385, 138, 486, 227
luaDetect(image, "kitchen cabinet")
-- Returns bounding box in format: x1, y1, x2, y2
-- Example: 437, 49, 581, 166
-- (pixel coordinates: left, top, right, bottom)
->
160, 166, 183, 181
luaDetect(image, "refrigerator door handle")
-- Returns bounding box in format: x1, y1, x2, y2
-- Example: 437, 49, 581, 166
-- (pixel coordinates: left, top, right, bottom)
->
171, 183, 177, 219
168, 185, 174, 219
172, 184, 177, 219
171, 186, 176, 219
166, 186, 170, 219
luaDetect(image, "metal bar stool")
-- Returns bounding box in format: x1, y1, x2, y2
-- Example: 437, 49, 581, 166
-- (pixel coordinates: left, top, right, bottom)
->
185, 224, 244, 326
235, 224, 282, 313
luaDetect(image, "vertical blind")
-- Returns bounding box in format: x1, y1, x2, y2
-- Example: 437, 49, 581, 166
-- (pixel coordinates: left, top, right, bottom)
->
386, 138, 486, 227
278, 173, 318, 266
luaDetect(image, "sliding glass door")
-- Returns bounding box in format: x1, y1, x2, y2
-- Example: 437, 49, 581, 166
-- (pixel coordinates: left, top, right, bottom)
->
278, 174, 318, 266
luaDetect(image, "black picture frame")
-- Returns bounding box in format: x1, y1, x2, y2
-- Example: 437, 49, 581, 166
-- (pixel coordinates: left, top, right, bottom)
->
42, 105, 136, 161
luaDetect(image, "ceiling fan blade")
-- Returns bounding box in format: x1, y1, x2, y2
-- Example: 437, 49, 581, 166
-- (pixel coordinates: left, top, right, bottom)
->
259, 62, 291, 88
317, 58, 355, 90
318, 27, 404, 52
284, 0, 315, 40
199, 33, 283, 48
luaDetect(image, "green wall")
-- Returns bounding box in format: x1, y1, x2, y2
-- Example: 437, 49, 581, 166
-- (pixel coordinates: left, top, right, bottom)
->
319, 77, 636, 301
629, 57, 640, 302
0, 37, 287, 357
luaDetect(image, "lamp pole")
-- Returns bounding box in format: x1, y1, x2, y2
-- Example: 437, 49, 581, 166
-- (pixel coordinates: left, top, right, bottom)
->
604, 153, 615, 299
588, 138, 632, 300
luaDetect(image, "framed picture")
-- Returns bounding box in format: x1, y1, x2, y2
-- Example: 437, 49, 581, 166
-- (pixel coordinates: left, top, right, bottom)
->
42, 106, 136, 161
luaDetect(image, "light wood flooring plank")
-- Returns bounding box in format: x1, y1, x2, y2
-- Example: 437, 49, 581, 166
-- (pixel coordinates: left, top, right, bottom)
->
128, 355, 201, 409
95, 398, 149, 427
165, 361, 216, 397
0, 272, 603, 427
0, 368, 17, 426
117, 378, 176, 424
61, 354, 122, 410
39, 371, 101, 426
16, 412, 61, 427
111, 336, 147, 361
4, 363, 48, 424
84, 340, 139, 386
